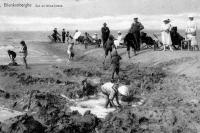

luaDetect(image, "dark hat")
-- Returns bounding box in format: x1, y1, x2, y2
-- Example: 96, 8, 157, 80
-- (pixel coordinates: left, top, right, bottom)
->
134, 17, 138, 19
103, 22, 107, 25
163, 19, 170, 22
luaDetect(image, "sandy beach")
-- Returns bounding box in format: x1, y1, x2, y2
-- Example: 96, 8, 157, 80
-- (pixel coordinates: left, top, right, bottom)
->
0, 31, 200, 132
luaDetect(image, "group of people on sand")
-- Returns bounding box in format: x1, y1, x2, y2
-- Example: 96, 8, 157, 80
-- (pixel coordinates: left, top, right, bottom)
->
52, 28, 70, 43
161, 15, 198, 51
97, 15, 199, 109
6, 15, 198, 110
7, 41, 28, 69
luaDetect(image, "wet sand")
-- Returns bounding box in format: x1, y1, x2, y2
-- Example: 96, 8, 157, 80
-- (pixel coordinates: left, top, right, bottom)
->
1, 32, 200, 132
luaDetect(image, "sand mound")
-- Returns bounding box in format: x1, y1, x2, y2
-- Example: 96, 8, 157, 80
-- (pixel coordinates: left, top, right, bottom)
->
0, 114, 46, 133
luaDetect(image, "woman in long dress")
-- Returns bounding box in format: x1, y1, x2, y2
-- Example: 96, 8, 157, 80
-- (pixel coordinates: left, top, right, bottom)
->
161, 19, 173, 51
186, 15, 199, 51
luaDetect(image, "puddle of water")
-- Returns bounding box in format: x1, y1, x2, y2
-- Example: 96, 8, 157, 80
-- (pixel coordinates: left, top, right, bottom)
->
70, 97, 116, 119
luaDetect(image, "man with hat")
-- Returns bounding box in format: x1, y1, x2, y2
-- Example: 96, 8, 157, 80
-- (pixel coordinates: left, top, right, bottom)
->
186, 15, 199, 51
101, 22, 110, 48
129, 17, 144, 51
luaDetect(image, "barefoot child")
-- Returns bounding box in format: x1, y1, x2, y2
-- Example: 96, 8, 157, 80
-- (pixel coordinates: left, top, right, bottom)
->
111, 50, 121, 80
67, 36, 75, 60
19, 40, 28, 69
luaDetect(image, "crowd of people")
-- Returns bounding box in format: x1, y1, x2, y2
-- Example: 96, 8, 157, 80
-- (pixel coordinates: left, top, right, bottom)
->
5, 15, 199, 109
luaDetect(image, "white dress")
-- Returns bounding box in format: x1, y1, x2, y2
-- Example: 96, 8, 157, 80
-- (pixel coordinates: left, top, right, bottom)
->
161, 23, 172, 46
114, 35, 124, 47
186, 20, 198, 46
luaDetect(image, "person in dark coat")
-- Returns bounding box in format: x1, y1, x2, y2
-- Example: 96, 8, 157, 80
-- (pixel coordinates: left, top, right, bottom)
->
101, 22, 110, 48
124, 32, 137, 58
103, 35, 115, 65
129, 18, 144, 51
62, 29, 66, 43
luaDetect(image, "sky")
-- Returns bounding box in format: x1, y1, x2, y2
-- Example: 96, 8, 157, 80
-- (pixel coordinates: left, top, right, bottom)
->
0, 0, 199, 31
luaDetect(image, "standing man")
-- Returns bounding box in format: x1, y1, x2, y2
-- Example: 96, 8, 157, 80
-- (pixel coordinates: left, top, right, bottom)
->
101, 22, 110, 48
62, 29, 66, 43
186, 15, 199, 51
129, 18, 144, 51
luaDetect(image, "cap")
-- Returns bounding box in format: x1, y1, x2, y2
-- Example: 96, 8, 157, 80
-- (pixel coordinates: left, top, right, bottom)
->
163, 19, 170, 22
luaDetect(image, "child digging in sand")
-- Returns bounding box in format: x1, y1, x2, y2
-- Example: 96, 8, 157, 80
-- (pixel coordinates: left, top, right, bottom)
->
67, 36, 75, 60
7, 50, 17, 65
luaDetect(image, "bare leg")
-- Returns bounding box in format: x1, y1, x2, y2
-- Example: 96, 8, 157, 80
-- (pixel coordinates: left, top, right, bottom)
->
163, 45, 166, 51
23, 57, 28, 69
169, 46, 173, 52
128, 51, 130, 59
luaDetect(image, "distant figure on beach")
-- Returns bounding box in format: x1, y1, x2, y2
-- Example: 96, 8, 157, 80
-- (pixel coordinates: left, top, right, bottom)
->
84, 32, 89, 49
101, 22, 110, 48
111, 50, 121, 80
103, 35, 115, 65
74, 30, 82, 44
186, 15, 199, 51
161, 19, 173, 51
124, 32, 137, 58
7, 50, 17, 64
62, 29, 66, 43
114, 31, 124, 48
66, 31, 70, 44
52, 28, 61, 43
129, 18, 144, 51
67, 36, 75, 60
19, 40, 28, 69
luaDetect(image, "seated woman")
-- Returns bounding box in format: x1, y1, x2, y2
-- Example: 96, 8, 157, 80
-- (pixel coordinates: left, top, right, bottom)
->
114, 31, 124, 48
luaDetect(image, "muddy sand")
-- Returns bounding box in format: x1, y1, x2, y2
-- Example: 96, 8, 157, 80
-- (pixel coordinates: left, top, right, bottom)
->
0, 39, 200, 132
